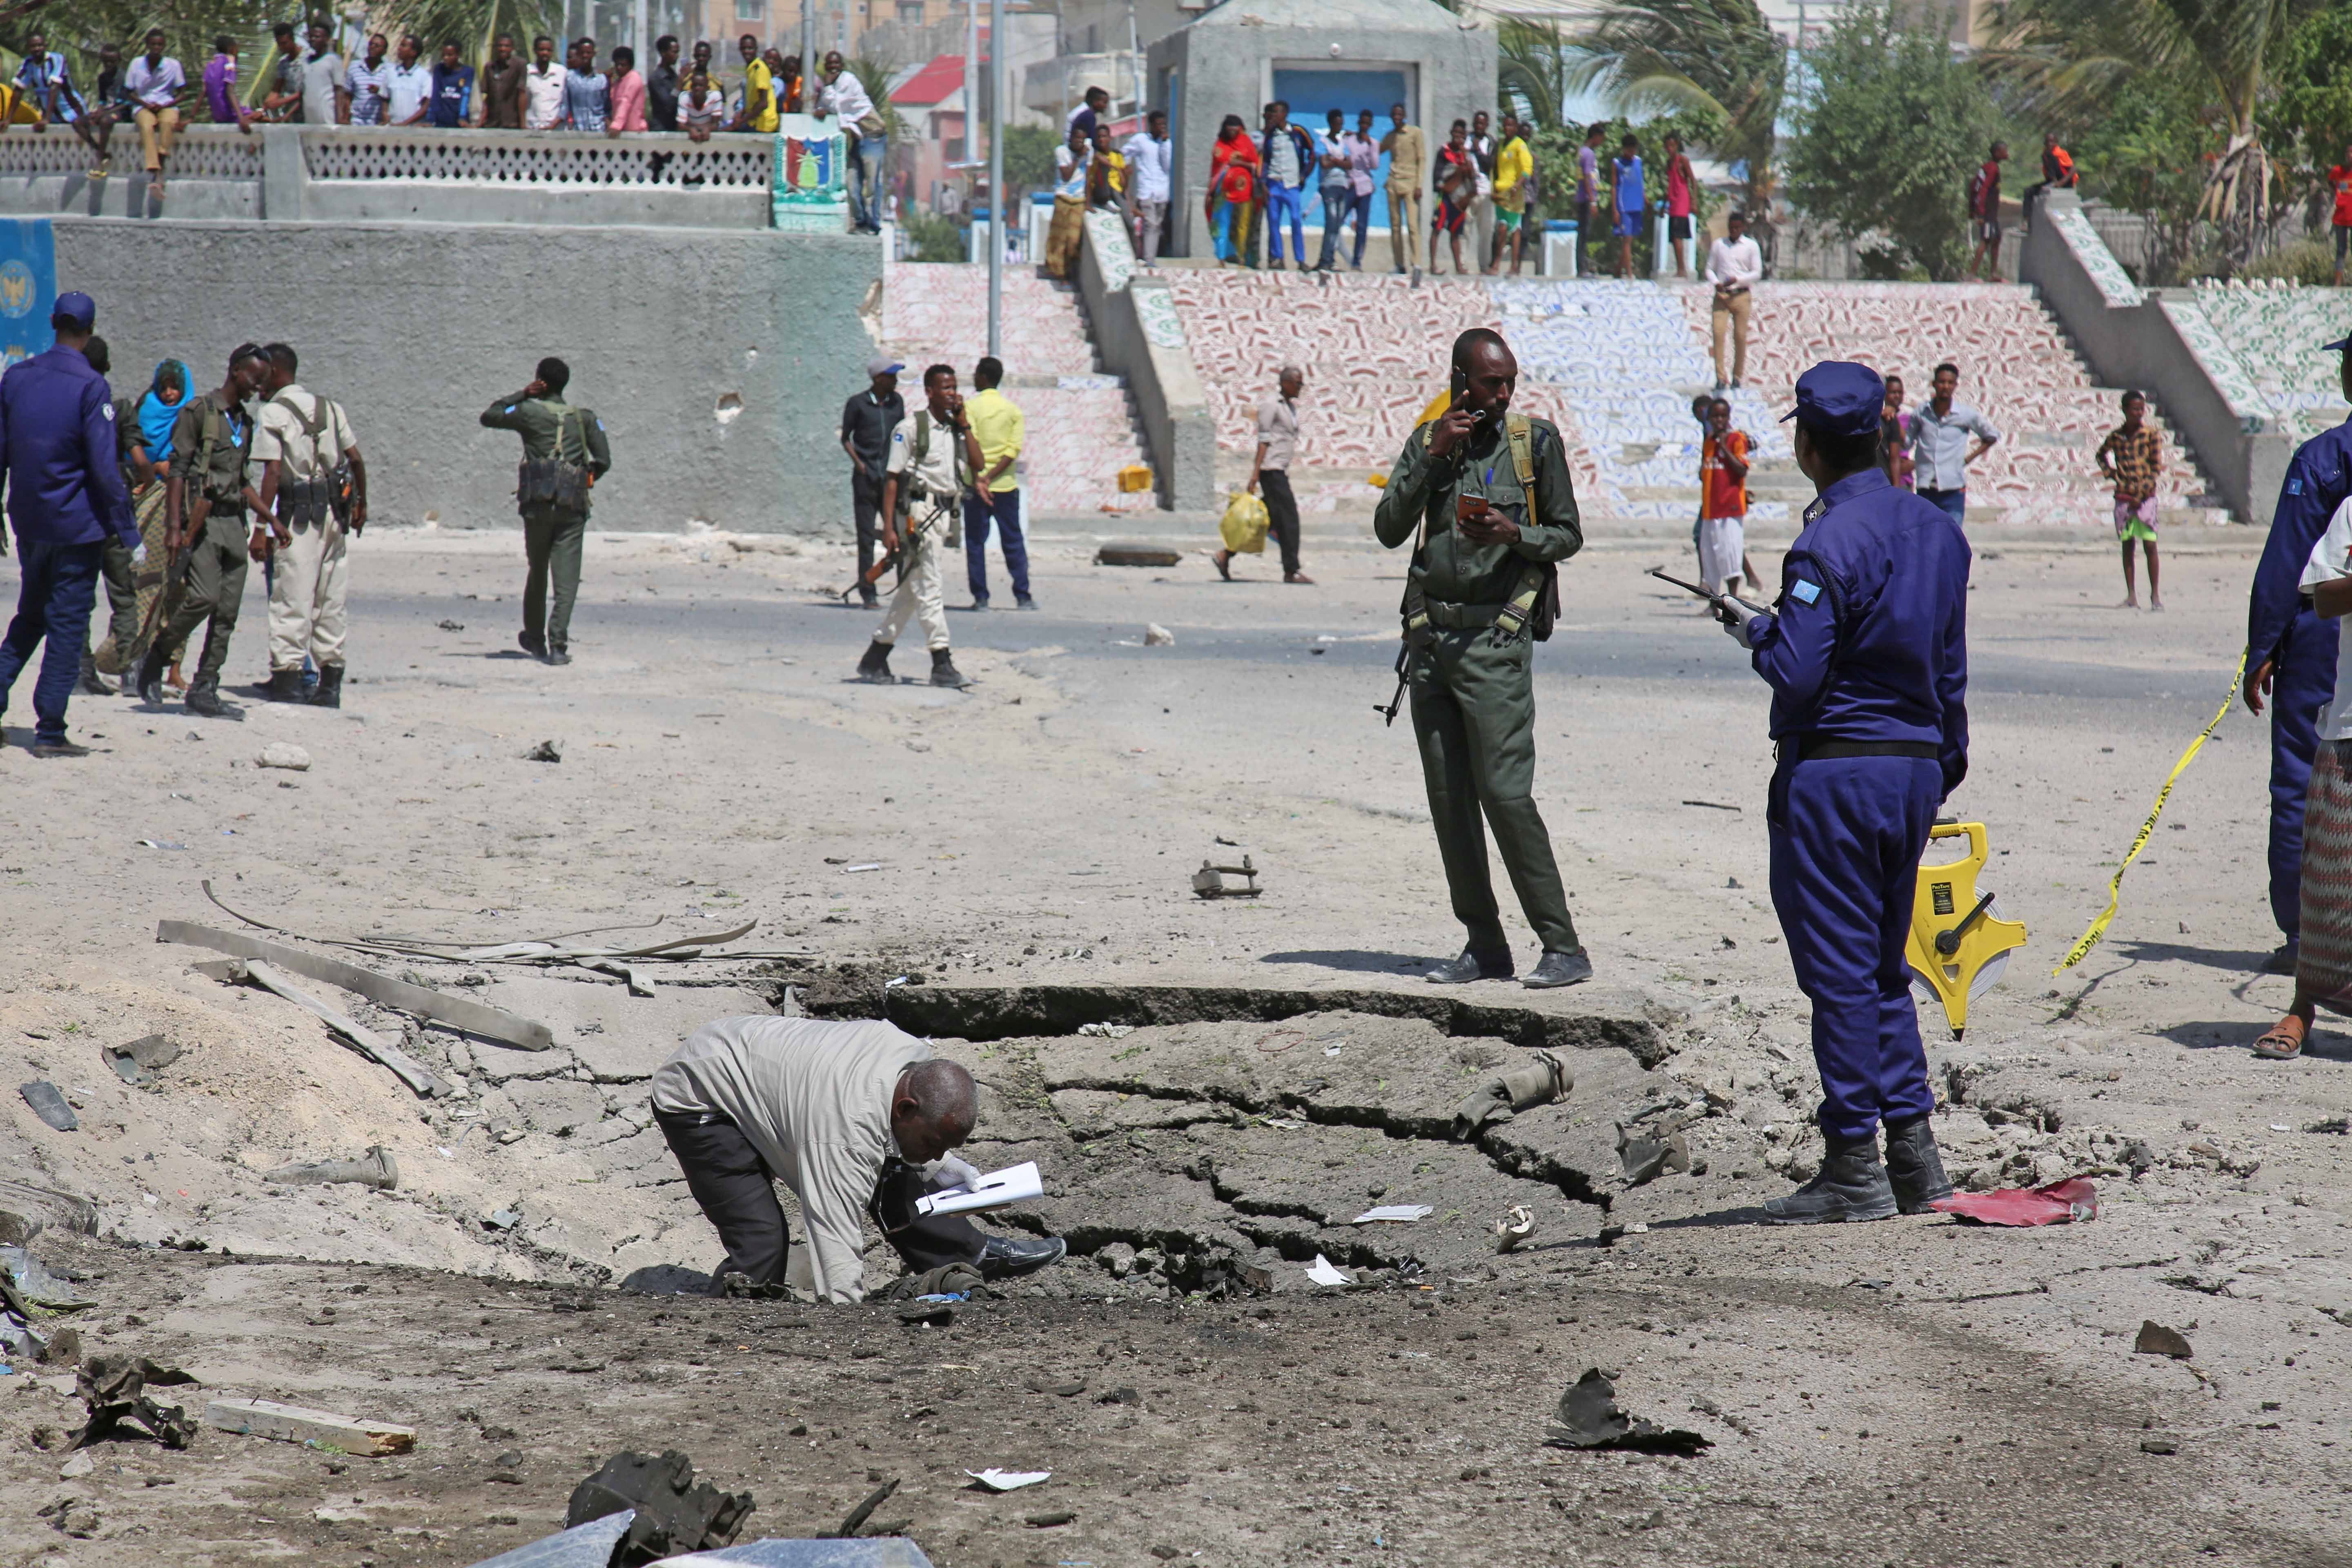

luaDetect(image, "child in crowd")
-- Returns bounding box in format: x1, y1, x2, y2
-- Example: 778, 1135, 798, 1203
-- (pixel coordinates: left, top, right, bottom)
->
1698, 397, 1750, 599
2096, 389, 2164, 610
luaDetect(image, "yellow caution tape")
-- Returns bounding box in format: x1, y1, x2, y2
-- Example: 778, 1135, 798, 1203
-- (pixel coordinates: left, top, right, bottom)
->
2054, 647, 2250, 972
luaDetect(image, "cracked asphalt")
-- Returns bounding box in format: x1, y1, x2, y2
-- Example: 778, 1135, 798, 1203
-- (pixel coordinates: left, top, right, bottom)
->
0, 521, 2346, 1566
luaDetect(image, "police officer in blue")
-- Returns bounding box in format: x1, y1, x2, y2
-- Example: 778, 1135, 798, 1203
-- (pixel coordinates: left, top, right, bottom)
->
0, 290, 141, 757
1715, 361, 1969, 1223
2241, 336, 2352, 974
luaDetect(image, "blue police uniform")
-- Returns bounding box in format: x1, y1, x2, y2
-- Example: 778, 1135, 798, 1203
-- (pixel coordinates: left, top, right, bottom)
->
2244, 353, 2352, 949
1736, 365, 1969, 1159
0, 294, 139, 749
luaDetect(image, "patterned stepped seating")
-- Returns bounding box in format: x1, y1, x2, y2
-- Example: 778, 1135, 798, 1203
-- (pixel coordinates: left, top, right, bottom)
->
1493, 279, 1792, 522
1682, 282, 2202, 528
880, 263, 1153, 514
2188, 281, 2352, 445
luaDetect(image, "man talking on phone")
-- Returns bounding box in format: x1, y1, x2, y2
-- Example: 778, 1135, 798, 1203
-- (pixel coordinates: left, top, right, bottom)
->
1373, 328, 1592, 988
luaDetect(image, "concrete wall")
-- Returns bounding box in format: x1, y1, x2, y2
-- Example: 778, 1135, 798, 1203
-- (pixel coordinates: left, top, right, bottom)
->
55, 218, 880, 532
1075, 208, 1216, 510
1147, 0, 1495, 259
2022, 190, 2291, 526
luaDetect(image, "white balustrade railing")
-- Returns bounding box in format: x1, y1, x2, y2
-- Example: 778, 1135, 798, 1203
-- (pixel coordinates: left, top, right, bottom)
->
300, 127, 770, 189
0, 124, 264, 180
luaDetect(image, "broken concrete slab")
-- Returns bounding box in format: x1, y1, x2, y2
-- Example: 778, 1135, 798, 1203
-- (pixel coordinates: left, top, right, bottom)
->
506, 1078, 612, 1136
1048, 1089, 1233, 1140
802, 981, 1675, 1066
476, 978, 771, 1083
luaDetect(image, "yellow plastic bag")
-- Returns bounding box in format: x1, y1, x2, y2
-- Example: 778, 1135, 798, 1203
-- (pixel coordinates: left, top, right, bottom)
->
1220, 490, 1269, 554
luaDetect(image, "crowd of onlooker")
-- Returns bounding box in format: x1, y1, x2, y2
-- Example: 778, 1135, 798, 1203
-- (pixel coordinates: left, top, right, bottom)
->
2, 24, 890, 225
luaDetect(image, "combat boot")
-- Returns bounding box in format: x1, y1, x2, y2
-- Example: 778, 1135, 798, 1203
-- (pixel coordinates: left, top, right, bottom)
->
77, 649, 111, 696
308, 666, 343, 708
134, 648, 168, 705
261, 667, 305, 702
1427, 946, 1514, 984
931, 648, 968, 688
1883, 1115, 1955, 1214
1762, 1134, 1898, 1225
855, 639, 894, 684
183, 675, 224, 717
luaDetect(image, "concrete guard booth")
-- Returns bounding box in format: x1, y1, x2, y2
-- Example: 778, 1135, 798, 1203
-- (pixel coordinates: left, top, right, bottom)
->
0, 124, 879, 532
1146, 0, 1497, 261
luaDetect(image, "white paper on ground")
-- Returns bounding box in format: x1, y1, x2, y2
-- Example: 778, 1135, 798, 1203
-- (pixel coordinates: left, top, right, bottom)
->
966, 1468, 1051, 1492
914, 1160, 1044, 1217
1352, 1205, 1435, 1224
1305, 1254, 1354, 1286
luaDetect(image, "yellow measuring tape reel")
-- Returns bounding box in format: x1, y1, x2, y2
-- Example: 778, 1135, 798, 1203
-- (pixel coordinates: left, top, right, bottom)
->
1908, 821, 2029, 1039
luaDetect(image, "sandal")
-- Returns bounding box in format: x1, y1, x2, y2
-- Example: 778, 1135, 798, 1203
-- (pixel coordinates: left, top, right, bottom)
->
2252, 1019, 2307, 1061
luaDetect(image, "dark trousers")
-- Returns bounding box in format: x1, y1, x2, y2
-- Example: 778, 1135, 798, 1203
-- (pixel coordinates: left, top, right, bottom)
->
0, 539, 104, 744
99, 535, 140, 656
655, 1109, 984, 1290
521, 506, 587, 650
1344, 190, 1373, 266
2270, 607, 2339, 941
851, 470, 884, 604
153, 511, 249, 689
1260, 469, 1302, 575
1768, 755, 1942, 1145
1316, 187, 1348, 269
963, 489, 1028, 602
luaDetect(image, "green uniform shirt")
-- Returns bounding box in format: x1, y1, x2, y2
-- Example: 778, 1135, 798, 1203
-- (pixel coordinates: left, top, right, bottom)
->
167, 390, 255, 510
479, 391, 614, 476
1372, 414, 1581, 605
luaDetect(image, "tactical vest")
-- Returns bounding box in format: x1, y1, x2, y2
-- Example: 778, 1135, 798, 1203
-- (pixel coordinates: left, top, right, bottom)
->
1399, 411, 1560, 648
518, 405, 592, 513
269, 390, 352, 528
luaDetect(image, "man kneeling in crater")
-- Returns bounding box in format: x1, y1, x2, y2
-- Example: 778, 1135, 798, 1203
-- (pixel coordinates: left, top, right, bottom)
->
652, 1016, 1065, 1301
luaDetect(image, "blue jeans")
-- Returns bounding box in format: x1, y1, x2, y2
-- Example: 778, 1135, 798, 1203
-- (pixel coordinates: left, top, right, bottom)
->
1918, 487, 1966, 525
848, 129, 886, 232
1315, 186, 1348, 269
1343, 189, 1372, 266
963, 489, 1028, 602
1265, 179, 1305, 263
0, 538, 105, 745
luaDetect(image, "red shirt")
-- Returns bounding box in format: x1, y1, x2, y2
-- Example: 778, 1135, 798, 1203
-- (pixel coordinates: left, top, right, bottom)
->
2332, 165, 2352, 229
1702, 429, 1748, 519
1666, 155, 1692, 218
1210, 134, 1259, 205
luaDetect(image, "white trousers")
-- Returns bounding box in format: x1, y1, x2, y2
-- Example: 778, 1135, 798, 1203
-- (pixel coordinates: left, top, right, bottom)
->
1697, 515, 1746, 594
874, 526, 949, 652
267, 517, 350, 671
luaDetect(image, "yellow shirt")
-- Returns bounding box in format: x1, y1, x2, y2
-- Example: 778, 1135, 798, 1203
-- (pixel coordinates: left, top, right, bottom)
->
744, 58, 777, 132
965, 388, 1024, 495
1494, 136, 1533, 208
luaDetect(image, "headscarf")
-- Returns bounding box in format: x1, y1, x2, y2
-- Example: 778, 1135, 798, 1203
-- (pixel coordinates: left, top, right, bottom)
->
137, 359, 189, 461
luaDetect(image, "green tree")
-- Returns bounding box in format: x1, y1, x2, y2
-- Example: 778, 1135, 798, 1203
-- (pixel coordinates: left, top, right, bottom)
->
2072, 72, 2223, 281
1497, 17, 1572, 132
1784, 0, 2004, 281
999, 121, 1057, 196
359, 0, 562, 69
2262, 0, 2352, 189
1561, 0, 1784, 223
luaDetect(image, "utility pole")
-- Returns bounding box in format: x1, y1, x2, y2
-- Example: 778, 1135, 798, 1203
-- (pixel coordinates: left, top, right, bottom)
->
987, 0, 1004, 355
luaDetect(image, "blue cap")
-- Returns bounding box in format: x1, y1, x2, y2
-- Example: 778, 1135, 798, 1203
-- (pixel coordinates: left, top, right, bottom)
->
2326, 336, 2351, 353
52, 290, 95, 328
1780, 359, 1885, 439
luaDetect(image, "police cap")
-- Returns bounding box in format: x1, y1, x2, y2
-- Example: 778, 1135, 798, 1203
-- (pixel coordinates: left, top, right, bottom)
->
1780, 360, 1884, 439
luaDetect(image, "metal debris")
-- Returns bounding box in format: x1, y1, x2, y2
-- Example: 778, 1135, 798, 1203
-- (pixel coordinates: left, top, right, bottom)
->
1544, 1369, 1711, 1456
566, 1449, 754, 1565
264, 1145, 399, 1191
72, 1354, 199, 1450
2134, 1321, 2194, 1359
1191, 855, 1262, 899
101, 1034, 182, 1087
18, 1082, 76, 1132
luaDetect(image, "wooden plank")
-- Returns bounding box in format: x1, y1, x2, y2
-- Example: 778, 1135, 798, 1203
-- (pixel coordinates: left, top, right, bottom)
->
203, 1396, 415, 1456
158, 920, 555, 1051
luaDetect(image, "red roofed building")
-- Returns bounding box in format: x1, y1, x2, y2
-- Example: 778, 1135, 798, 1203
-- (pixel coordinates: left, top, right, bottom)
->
889, 53, 971, 214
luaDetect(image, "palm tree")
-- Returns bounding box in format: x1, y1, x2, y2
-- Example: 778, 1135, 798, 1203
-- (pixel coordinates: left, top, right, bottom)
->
1497, 17, 1573, 132
1561, 0, 1786, 223
1982, 0, 2314, 266
364, 0, 564, 67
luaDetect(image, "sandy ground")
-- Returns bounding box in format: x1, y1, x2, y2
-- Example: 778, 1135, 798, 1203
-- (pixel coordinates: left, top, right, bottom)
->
0, 510, 2348, 1566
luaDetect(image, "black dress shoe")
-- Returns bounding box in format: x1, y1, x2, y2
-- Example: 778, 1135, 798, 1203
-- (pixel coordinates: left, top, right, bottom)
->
1426, 947, 1514, 984
975, 1234, 1066, 1280
31, 740, 91, 758
1523, 949, 1594, 989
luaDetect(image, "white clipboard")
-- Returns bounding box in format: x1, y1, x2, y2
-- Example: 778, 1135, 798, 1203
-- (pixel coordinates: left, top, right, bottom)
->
913, 1160, 1044, 1217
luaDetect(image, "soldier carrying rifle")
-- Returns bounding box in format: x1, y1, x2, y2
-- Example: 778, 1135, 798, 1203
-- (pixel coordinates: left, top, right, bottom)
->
853, 362, 982, 690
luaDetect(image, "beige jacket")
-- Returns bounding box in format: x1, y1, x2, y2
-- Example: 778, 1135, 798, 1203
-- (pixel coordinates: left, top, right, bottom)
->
651, 1016, 930, 1303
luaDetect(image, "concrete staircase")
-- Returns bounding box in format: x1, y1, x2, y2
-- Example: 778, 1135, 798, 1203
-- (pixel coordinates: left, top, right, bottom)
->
879, 263, 1155, 516
2186, 280, 2352, 445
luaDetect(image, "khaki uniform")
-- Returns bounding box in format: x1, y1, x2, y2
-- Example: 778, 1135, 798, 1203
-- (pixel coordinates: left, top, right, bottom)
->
155, 390, 255, 690
480, 390, 612, 652
876, 409, 963, 653
254, 385, 358, 674
1372, 413, 1585, 958
1384, 122, 1426, 274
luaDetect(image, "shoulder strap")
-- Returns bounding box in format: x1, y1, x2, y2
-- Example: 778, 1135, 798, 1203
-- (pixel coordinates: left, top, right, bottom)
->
1506, 413, 1537, 492
557, 406, 585, 466
272, 390, 328, 441
913, 410, 930, 466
